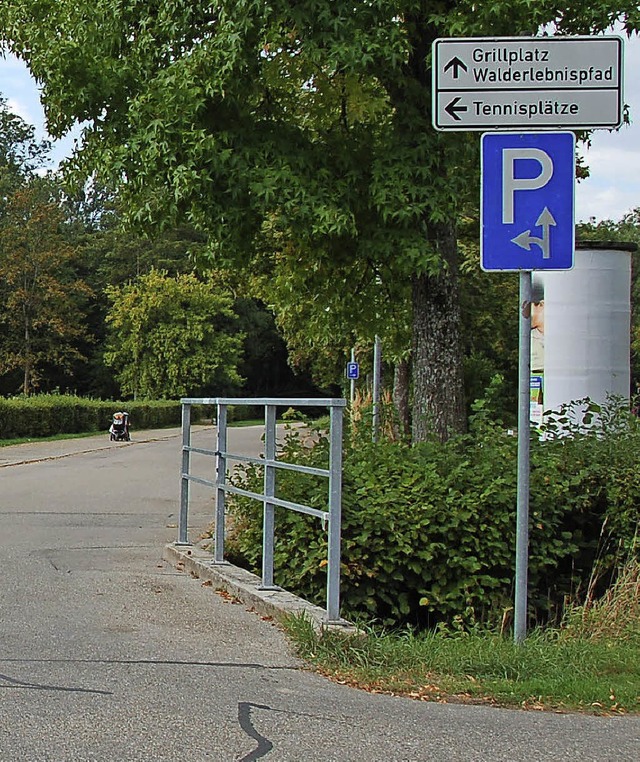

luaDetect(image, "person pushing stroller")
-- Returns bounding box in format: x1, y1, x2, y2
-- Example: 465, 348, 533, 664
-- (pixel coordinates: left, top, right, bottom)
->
109, 411, 131, 441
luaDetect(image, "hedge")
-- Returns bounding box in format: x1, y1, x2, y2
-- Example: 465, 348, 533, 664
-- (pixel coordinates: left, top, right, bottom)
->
0, 395, 182, 439
0, 395, 269, 440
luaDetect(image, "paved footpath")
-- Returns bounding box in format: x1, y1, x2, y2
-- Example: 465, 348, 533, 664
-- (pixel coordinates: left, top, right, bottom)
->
1, 428, 639, 761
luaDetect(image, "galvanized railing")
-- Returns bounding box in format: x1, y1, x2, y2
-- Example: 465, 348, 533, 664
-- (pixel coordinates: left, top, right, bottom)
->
177, 397, 346, 623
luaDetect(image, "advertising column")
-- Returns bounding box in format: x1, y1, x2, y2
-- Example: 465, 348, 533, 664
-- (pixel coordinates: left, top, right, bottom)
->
531, 241, 635, 424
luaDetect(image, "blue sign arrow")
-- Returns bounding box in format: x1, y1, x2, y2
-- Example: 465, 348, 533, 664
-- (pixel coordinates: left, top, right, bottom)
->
481, 132, 575, 271
346, 362, 360, 380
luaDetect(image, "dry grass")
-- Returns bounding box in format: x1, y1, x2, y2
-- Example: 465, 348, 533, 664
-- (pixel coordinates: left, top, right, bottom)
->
349, 389, 399, 442
562, 558, 640, 641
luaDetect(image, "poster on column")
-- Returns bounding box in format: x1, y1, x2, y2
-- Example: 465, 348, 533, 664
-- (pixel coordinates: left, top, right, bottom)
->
530, 274, 544, 426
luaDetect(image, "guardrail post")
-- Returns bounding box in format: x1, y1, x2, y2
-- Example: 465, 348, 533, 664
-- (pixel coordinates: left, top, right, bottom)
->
261, 404, 278, 589
214, 403, 228, 563
327, 403, 344, 622
178, 402, 192, 545
178, 397, 345, 620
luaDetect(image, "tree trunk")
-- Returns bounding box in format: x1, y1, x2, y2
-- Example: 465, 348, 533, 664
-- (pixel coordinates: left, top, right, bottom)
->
411, 222, 466, 443
23, 315, 31, 396
393, 358, 411, 438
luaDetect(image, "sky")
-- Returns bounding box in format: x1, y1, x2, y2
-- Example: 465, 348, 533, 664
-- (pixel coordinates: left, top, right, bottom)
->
0, 32, 639, 224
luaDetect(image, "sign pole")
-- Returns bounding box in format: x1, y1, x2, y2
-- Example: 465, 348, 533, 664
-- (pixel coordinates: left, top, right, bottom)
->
447, 31, 602, 642
350, 348, 356, 404
515, 270, 532, 643
372, 335, 382, 443
479, 132, 574, 642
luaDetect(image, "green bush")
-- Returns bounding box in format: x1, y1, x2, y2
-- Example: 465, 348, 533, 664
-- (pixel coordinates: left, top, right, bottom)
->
225, 402, 640, 629
0, 394, 268, 440
0, 394, 182, 439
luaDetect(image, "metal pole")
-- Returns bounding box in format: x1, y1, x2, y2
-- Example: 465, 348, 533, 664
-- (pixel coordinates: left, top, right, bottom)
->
326, 404, 344, 623
515, 271, 532, 643
261, 404, 278, 589
214, 403, 228, 563
372, 335, 382, 443
350, 347, 356, 404
178, 402, 191, 545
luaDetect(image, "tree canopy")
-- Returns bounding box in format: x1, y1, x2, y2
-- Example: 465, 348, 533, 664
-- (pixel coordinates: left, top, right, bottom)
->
2, 1, 638, 434
104, 269, 243, 399
0, 178, 92, 394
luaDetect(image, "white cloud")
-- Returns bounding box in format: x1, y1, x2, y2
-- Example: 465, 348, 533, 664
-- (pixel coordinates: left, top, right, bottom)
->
0, 53, 82, 168
576, 181, 639, 222
5, 95, 39, 127
0, 54, 47, 137
576, 139, 640, 221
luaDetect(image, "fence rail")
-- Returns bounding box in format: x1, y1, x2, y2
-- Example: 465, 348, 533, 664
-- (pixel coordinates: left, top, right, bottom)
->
177, 397, 346, 623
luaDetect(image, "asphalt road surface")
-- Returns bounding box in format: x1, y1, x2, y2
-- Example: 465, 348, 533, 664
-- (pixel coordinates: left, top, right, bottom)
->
1, 427, 639, 761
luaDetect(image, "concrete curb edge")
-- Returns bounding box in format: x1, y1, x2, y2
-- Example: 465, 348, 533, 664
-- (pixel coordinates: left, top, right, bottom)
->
163, 543, 357, 635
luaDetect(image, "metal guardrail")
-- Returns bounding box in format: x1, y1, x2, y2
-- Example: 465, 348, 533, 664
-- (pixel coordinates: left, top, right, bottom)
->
177, 397, 346, 623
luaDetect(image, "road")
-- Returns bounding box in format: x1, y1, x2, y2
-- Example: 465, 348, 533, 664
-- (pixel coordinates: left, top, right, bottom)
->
1, 427, 639, 761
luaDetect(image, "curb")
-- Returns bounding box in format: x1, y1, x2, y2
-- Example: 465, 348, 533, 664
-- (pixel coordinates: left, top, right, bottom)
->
163, 543, 357, 634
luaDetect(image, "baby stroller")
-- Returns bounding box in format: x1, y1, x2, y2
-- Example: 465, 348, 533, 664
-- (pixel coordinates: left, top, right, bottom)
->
109, 411, 131, 441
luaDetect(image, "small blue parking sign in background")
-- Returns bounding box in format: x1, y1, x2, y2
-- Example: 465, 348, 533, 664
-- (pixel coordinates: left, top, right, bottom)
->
481, 132, 575, 272
346, 362, 359, 380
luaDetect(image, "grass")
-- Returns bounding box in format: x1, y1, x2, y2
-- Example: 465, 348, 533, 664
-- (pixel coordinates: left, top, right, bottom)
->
0, 431, 101, 447
283, 563, 640, 718
283, 616, 640, 713
562, 559, 640, 642
0, 416, 293, 445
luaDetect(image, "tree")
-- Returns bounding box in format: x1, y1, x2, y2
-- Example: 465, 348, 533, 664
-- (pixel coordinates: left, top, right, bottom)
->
104, 269, 243, 399
251, 231, 412, 385
67, 196, 304, 398
0, 178, 92, 394
0, 93, 50, 202
2, 2, 638, 438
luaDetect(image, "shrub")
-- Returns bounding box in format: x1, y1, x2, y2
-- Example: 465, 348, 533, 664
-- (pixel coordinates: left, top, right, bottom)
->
0, 394, 182, 439
225, 402, 640, 628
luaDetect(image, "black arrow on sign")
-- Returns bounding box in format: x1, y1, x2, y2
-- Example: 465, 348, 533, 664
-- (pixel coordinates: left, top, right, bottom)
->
445, 97, 468, 121
443, 56, 468, 79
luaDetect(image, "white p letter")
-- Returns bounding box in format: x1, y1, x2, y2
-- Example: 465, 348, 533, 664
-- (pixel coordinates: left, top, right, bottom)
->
502, 148, 553, 224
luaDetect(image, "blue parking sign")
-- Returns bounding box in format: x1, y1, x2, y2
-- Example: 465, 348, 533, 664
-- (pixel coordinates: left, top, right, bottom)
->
346, 362, 359, 380
481, 132, 575, 272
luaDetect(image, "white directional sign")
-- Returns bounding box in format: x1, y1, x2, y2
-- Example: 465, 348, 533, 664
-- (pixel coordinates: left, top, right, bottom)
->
433, 36, 623, 131
481, 132, 575, 271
